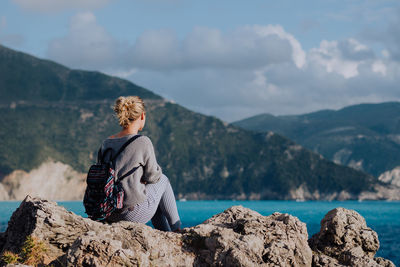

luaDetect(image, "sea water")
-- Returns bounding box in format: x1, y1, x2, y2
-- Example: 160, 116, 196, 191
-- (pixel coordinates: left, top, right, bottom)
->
1, 200, 399, 265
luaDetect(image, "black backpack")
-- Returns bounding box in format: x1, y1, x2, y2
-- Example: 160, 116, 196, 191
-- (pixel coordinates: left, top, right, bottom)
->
83, 135, 142, 221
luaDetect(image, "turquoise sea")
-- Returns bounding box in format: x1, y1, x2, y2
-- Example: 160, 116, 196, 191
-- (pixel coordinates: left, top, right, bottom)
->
1, 200, 399, 265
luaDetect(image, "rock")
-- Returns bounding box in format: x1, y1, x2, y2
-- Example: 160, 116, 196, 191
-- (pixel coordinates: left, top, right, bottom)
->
288, 184, 356, 201
311, 253, 344, 267
309, 207, 395, 267
0, 184, 9, 201
359, 183, 400, 201
1, 196, 194, 266
309, 208, 379, 258
0, 161, 86, 201
66, 222, 194, 267
379, 166, 400, 187
186, 206, 312, 266
358, 166, 400, 200
1, 196, 312, 266
0, 232, 5, 252
374, 257, 397, 267
0, 197, 394, 266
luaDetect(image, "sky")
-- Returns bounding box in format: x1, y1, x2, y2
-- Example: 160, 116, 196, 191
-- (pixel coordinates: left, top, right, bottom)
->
1, 0, 400, 122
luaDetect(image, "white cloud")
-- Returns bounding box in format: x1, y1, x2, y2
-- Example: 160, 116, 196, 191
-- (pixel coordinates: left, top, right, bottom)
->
309, 40, 359, 78
129, 29, 182, 70
47, 12, 118, 70
12, 0, 112, 13
250, 25, 306, 68
47, 14, 305, 72
127, 35, 400, 122
45, 12, 400, 122
372, 60, 387, 76
338, 38, 374, 60
128, 25, 303, 70
308, 39, 376, 78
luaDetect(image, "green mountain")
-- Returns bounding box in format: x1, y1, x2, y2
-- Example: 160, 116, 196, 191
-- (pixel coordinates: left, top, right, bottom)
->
233, 103, 400, 177
0, 45, 378, 200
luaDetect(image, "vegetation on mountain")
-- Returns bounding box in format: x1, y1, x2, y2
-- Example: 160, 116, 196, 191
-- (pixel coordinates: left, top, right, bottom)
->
233, 103, 400, 177
0, 45, 377, 199
0, 44, 160, 103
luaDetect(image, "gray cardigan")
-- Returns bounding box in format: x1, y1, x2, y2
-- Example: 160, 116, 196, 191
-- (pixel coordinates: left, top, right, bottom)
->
100, 134, 162, 210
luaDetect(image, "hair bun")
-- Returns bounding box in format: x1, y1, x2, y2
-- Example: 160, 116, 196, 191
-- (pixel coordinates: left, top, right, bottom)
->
113, 96, 145, 128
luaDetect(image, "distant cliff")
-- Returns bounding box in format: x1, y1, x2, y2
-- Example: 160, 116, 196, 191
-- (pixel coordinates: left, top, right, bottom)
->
0, 197, 395, 266
0, 161, 85, 201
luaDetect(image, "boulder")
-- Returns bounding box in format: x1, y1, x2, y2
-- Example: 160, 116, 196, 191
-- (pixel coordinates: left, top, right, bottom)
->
0, 196, 194, 266
309, 207, 395, 267
185, 206, 312, 266
0, 197, 395, 266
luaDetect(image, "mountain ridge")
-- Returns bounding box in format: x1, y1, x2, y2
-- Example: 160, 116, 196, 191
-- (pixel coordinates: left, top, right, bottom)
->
0, 44, 161, 103
0, 44, 391, 200
233, 102, 400, 177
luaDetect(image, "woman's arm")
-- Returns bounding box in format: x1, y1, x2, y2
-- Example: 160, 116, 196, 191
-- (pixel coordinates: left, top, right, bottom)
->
141, 136, 162, 184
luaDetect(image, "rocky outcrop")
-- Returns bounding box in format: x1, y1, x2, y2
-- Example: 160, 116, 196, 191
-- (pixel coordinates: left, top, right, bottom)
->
0, 161, 85, 201
379, 167, 400, 187
0, 197, 394, 266
0, 184, 8, 201
351, 166, 400, 201
288, 184, 356, 201
309, 208, 394, 267
358, 183, 400, 201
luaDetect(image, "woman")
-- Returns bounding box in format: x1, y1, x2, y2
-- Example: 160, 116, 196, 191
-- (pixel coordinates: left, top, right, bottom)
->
101, 96, 181, 232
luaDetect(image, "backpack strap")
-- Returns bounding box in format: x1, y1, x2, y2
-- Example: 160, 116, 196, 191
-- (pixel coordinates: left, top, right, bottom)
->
98, 147, 113, 164
113, 135, 144, 182
111, 134, 142, 162
118, 164, 143, 181
97, 148, 102, 163
97, 135, 142, 164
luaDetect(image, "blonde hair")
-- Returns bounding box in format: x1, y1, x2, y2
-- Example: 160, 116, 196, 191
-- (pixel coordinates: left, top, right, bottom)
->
113, 96, 145, 128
